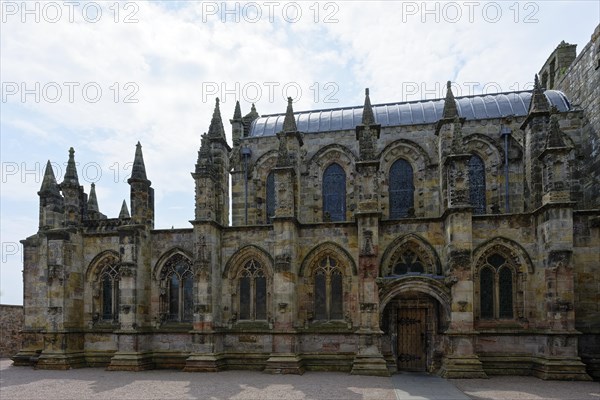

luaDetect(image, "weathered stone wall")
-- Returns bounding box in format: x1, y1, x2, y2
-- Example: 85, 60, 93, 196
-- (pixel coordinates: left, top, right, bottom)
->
553, 24, 600, 208
0, 305, 23, 357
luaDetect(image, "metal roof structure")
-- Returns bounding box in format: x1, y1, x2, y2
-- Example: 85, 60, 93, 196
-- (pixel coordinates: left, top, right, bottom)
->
248, 90, 571, 137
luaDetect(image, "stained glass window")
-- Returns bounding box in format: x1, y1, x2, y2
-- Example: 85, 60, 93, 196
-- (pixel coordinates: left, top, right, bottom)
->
323, 163, 346, 222
468, 155, 486, 215
480, 267, 494, 319
313, 256, 343, 320
163, 255, 194, 322
498, 267, 514, 319
266, 171, 275, 224
389, 159, 414, 219
168, 275, 180, 321
238, 260, 268, 320
100, 263, 119, 321
478, 253, 516, 320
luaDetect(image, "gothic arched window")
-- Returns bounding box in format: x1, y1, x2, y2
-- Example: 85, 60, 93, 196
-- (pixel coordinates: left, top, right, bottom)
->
100, 262, 120, 321
266, 171, 275, 224
160, 255, 194, 323
389, 159, 414, 219
468, 155, 486, 215
238, 260, 267, 320
323, 163, 346, 222
391, 249, 425, 275
478, 253, 514, 320
313, 256, 343, 320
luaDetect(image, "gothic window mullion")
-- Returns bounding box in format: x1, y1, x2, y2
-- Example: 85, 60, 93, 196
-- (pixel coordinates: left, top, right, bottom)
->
266, 171, 275, 224
178, 276, 184, 321
494, 270, 500, 319
113, 277, 119, 322
251, 276, 256, 320
325, 274, 332, 320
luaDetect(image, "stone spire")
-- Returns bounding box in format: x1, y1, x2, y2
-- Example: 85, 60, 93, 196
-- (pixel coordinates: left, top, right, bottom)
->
38, 160, 64, 229
233, 100, 242, 120
39, 160, 61, 196
62, 147, 79, 186
231, 100, 243, 148
208, 97, 226, 141
529, 74, 550, 114
131, 141, 148, 181
282, 97, 297, 132
119, 199, 130, 219
546, 115, 568, 149
361, 88, 375, 125
442, 81, 459, 119
87, 183, 99, 212
127, 141, 154, 227
356, 88, 380, 160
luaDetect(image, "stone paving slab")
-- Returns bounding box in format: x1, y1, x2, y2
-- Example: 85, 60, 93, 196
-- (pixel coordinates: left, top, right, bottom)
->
452, 376, 600, 400
1, 359, 599, 400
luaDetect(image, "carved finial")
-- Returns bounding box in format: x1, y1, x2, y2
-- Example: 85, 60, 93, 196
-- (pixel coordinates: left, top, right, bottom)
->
87, 183, 99, 212
62, 147, 79, 186
529, 74, 550, 114
361, 88, 375, 125
233, 100, 242, 120
39, 160, 61, 196
119, 199, 130, 219
130, 141, 148, 180
546, 115, 567, 149
282, 97, 297, 132
442, 81, 458, 119
208, 97, 226, 140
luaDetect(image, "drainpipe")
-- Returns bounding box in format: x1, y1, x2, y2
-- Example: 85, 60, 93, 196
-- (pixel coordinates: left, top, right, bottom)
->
500, 125, 512, 213
241, 146, 252, 225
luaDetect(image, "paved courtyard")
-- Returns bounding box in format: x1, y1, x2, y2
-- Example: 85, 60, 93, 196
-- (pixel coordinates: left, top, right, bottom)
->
1, 359, 598, 400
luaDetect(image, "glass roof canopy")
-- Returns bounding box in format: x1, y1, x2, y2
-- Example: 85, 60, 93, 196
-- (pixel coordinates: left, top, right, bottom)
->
248, 90, 571, 137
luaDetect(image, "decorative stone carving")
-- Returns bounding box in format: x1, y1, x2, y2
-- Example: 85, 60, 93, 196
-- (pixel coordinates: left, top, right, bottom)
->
548, 250, 572, 271
119, 265, 135, 278
360, 302, 377, 313
446, 250, 471, 274
361, 230, 374, 256
275, 253, 291, 272
276, 132, 290, 167
47, 265, 69, 285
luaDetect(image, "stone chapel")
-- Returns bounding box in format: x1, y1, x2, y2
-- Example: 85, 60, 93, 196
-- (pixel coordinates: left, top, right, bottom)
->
14, 26, 600, 379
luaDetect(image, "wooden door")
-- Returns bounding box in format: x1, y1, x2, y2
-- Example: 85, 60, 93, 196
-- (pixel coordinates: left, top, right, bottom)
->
397, 307, 427, 371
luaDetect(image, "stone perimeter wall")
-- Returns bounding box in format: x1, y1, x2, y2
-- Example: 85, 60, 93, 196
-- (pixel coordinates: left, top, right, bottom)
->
0, 305, 23, 357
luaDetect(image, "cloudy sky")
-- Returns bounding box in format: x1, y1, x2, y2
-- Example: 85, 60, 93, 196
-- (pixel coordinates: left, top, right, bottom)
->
1, 1, 598, 305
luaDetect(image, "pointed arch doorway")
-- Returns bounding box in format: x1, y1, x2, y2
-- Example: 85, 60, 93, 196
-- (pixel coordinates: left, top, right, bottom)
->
379, 278, 451, 373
